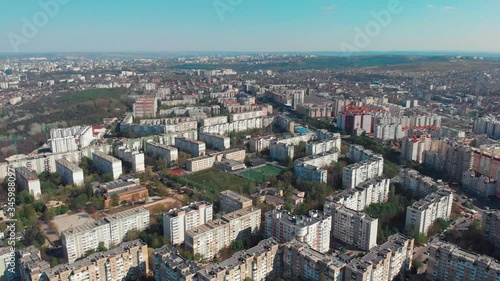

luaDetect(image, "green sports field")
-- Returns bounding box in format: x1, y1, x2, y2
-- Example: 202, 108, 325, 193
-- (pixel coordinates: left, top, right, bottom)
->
183, 168, 253, 198
238, 164, 283, 183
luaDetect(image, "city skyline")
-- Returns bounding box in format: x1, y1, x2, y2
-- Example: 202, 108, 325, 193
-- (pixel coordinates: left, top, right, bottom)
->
1, 0, 499, 53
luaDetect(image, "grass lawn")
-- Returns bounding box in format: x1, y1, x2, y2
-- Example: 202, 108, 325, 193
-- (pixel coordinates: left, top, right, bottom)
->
58, 88, 123, 103
238, 164, 283, 183
183, 168, 253, 199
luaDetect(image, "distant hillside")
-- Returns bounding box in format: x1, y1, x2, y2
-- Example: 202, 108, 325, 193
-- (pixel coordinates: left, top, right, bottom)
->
170, 55, 450, 71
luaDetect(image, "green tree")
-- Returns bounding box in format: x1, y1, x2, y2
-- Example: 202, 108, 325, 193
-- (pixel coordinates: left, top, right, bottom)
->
111, 193, 120, 207
232, 239, 245, 251
43, 208, 56, 221
413, 232, 429, 247
97, 242, 108, 252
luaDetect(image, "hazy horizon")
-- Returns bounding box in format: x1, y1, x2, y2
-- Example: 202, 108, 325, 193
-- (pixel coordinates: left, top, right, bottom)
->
1, 0, 499, 54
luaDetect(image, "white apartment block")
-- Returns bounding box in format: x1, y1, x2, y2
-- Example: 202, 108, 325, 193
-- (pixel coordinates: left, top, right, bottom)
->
198, 238, 280, 281
348, 144, 380, 162
40, 239, 148, 281
270, 142, 294, 161
342, 157, 384, 189
427, 241, 500, 281
15, 167, 41, 199
201, 116, 228, 127
186, 155, 216, 172
175, 137, 206, 157
200, 117, 268, 135
265, 209, 332, 253
282, 240, 346, 281
294, 152, 339, 183
405, 190, 453, 234
374, 123, 406, 141
326, 177, 390, 211
306, 138, 340, 156
249, 136, 275, 153
92, 151, 122, 180
0, 144, 113, 181
163, 201, 213, 245
324, 202, 378, 251
154, 244, 200, 281
217, 148, 246, 163
474, 116, 500, 139
483, 210, 500, 249
345, 233, 414, 281
185, 207, 261, 260
62, 207, 150, 263
401, 135, 432, 164
115, 145, 145, 173
165, 121, 198, 133
49, 125, 93, 153
275, 133, 315, 146
199, 133, 230, 151
229, 110, 264, 122
145, 140, 179, 166
462, 170, 497, 198
399, 168, 447, 197
55, 158, 84, 186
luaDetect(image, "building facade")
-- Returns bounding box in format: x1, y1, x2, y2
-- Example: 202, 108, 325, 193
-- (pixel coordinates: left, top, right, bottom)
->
55, 159, 84, 186
405, 190, 453, 234
324, 202, 378, 251
163, 201, 213, 245
265, 209, 331, 254
62, 207, 150, 263
92, 151, 122, 180
15, 167, 42, 199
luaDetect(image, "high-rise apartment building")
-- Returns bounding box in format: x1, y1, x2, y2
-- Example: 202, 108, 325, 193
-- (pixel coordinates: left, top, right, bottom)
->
15, 167, 42, 200
324, 202, 378, 251
427, 241, 500, 281
92, 151, 122, 180
326, 177, 390, 211
405, 190, 453, 234
133, 96, 157, 118
342, 157, 384, 189
483, 210, 500, 249
198, 238, 280, 281
44, 240, 148, 281
55, 158, 84, 186
49, 125, 93, 153
265, 209, 331, 253
281, 240, 346, 281
153, 244, 200, 281
145, 141, 179, 166
163, 201, 213, 245
62, 207, 150, 263
294, 152, 339, 183
345, 233, 414, 281
185, 207, 261, 260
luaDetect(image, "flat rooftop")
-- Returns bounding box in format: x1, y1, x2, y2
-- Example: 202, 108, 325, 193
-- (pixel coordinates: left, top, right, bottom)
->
219, 190, 252, 204
52, 212, 95, 233
55, 159, 83, 172
92, 151, 121, 163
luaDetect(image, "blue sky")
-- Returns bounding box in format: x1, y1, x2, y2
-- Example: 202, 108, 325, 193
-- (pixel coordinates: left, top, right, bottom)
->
0, 0, 499, 53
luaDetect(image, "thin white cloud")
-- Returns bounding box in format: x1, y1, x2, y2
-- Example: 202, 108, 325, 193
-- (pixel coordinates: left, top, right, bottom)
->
427, 4, 436, 8
323, 5, 337, 11
443, 6, 456, 11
